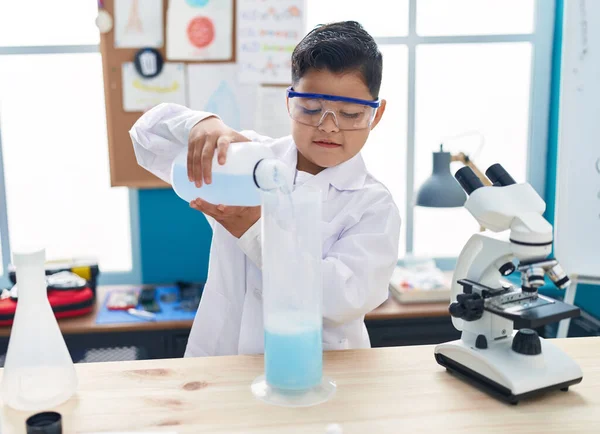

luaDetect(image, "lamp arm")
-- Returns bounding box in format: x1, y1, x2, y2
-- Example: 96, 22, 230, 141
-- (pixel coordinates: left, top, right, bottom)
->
451, 152, 492, 186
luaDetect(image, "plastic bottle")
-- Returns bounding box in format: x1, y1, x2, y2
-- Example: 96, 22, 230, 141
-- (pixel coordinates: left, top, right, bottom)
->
170, 142, 293, 206
1, 248, 78, 411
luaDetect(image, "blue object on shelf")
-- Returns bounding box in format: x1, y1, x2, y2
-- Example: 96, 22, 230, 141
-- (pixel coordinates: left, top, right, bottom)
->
96, 286, 198, 324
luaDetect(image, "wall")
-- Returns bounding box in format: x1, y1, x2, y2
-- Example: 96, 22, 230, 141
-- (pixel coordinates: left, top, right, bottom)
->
133, 0, 598, 318
544, 0, 599, 320
137, 188, 212, 284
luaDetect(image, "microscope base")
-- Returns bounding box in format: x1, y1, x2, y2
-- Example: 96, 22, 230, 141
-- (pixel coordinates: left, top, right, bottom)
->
434, 337, 583, 405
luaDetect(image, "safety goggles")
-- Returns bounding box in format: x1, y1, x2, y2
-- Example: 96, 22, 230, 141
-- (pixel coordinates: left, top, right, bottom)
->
286, 87, 380, 131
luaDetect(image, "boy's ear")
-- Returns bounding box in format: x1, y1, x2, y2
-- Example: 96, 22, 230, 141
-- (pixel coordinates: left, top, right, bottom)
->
370, 99, 386, 130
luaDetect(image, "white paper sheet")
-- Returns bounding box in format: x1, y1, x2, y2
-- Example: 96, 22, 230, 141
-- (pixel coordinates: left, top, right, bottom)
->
167, 0, 233, 61
122, 62, 187, 112
256, 86, 291, 138
187, 64, 258, 131
114, 0, 163, 48
237, 0, 305, 84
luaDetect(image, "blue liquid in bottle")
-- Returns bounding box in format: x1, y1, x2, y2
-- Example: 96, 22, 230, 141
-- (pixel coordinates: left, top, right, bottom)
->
264, 313, 323, 391
171, 160, 261, 206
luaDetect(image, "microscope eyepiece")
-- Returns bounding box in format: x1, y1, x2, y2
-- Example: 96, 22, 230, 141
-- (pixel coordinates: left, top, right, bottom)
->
455, 166, 485, 195
486, 163, 516, 187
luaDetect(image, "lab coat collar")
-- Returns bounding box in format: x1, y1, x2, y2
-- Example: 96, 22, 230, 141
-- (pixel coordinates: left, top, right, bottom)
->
281, 141, 368, 200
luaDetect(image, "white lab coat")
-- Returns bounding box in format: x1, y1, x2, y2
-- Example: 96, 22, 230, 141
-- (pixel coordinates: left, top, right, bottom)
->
129, 103, 401, 357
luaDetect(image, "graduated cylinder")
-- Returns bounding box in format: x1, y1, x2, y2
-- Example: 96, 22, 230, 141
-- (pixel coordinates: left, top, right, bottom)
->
261, 185, 323, 391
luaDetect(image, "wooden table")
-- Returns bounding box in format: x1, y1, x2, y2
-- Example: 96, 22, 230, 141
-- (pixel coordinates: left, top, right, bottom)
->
0, 286, 455, 361
0, 337, 597, 433
368, 295, 450, 321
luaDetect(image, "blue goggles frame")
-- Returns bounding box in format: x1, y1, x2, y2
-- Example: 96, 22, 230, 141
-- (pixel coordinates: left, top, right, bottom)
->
286, 87, 381, 108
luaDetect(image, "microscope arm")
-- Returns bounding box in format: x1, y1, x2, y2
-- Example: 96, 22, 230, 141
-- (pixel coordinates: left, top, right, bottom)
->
451, 232, 514, 331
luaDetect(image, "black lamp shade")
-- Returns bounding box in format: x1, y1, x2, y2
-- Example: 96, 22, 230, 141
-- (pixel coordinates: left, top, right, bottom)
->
416, 149, 467, 207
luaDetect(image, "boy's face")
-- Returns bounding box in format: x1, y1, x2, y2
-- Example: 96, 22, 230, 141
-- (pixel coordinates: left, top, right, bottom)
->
289, 69, 386, 174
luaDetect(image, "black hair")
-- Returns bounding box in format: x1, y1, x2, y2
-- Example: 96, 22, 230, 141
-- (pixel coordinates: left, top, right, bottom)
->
291, 21, 383, 99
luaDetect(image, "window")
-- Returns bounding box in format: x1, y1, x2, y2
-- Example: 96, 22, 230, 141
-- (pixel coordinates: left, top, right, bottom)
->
0, 1, 100, 46
416, 0, 535, 36
307, 0, 554, 264
306, 0, 409, 37
0, 2, 138, 284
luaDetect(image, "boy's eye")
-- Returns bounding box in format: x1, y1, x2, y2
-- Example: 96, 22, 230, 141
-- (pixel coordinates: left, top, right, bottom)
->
301, 107, 322, 115
340, 111, 363, 119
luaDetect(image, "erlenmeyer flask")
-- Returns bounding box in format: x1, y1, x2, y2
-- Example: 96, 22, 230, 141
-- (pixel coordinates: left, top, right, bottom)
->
1, 248, 78, 411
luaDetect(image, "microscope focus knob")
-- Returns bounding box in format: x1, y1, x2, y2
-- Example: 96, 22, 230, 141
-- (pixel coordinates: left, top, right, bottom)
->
449, 301, 465, 318
512, 329, 542, 356
449, 293, 484, 321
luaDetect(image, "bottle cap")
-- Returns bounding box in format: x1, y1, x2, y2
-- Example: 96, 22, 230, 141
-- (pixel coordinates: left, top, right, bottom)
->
254, 159, 293, 191
26, 411, 62, 434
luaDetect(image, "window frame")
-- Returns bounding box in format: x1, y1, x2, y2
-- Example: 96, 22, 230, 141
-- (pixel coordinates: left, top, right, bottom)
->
0, 43, 142, 286
373, 0, 555, 268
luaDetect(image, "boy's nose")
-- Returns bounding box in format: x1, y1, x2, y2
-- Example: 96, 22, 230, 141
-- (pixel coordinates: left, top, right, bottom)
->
317, 111, 340, 133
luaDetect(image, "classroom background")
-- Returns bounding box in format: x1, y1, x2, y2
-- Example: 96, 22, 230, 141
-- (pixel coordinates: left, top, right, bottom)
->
0, 0, 597, 363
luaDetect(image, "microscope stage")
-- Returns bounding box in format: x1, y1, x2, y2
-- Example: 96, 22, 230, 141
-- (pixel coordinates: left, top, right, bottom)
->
485, 294, 581, 329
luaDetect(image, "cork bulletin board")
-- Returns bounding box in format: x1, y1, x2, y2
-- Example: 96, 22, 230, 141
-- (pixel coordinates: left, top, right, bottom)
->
99, 0, 301, 188
99, 0, 237, 188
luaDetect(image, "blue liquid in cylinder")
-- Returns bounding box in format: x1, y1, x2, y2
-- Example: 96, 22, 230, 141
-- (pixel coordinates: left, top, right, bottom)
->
171, 162, 261, 206
264, 314, 323, 391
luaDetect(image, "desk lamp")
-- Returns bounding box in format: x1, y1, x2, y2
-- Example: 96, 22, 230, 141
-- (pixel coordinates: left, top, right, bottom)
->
416, 145, 490, 208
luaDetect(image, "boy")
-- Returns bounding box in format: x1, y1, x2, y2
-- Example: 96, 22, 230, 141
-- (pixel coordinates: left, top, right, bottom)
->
130, 21, 401, 357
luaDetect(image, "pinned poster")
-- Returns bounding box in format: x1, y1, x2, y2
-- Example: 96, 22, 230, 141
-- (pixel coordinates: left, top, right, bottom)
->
256, 86, 291, 138
187, 64, 257, 131
167, 0, 234, 61
237, 0, 305, 84
122, 63, 187, 112
114, 0, 163, 48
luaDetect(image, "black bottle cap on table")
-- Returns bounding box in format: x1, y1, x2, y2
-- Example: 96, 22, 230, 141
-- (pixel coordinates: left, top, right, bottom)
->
26, 411, 62, 434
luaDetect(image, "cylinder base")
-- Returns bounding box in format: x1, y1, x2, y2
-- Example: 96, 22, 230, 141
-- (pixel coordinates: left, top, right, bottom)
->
251, 375, 336, 407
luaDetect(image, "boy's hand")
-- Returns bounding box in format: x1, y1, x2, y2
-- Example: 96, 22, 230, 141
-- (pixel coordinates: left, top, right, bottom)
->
191, 198, 260, 239
188, 116, 250, 187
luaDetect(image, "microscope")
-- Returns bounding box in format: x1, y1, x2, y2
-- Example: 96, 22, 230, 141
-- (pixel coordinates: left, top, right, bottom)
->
434, 163, 583, 405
